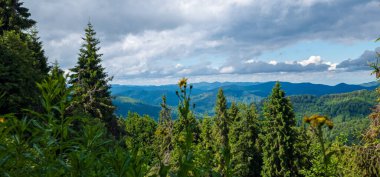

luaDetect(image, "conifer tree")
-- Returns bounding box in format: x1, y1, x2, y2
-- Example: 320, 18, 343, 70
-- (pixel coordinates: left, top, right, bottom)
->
260, 82, 300, 177
195, 116, 216, 176
230, 103, 261, 177
0, 0, 36, 34
228, 102, 238, 122
69, 23, 117, 135
0, 31, 39, 114
0, 1, 49, 115
27, 29, 50, 79
214, 88, 231, 176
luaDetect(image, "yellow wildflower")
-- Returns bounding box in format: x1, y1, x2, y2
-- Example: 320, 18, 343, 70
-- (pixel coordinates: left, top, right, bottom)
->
0, 117, 5, 123
178, 78, 188, 88
325, 120, 334, 129
316, 116, 326, 124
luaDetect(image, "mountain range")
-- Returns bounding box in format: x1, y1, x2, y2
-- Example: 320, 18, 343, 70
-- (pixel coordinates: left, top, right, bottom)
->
111, 81, 378, 119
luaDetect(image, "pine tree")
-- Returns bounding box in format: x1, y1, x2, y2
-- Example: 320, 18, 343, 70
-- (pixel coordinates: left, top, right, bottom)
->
214, 88, 231, 176
0, 31, 39, 114
194, 116, 216, 176
260, 82, 300, 177
27, 29, 50, 80
228, 102, 238, 122
69, 23, 117, 135
0, 1, 49, 115
0, 0, 36, 34
230, 103, 261, 177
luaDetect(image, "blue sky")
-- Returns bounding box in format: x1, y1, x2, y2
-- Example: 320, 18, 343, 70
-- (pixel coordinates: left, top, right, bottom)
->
25, 0, 380, 85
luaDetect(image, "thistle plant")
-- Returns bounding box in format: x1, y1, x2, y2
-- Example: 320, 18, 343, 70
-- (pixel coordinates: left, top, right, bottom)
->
304, 115, 334, 177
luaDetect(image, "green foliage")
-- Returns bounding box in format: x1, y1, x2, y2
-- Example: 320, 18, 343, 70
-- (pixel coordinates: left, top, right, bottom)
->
171, 78, 198, 176
303, 115, 334, 177
260, 82, 300, 177
155, 96, 174, 166
1, 3, 380, 176
229, 103, 261, 177
0, 31, 42, 114
214, 88, 231, 176
0, 1, 49, 115
69, 23, 119, 137
0, 0, 36, 33
125, 112, 157, 155
194, 116, 216, 176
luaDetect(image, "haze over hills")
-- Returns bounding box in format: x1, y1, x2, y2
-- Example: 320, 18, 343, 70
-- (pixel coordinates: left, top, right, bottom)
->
112, 81, 378, 118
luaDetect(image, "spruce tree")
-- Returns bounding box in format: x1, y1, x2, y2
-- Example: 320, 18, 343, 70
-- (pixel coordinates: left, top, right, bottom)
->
69, 23, 116, 135
195, 116, 216, 176
0, 1, 49, 115
214, 88, 231, 176
0, 31, 38, 114
260, 82, 299, 177
27, 29, 50, 80
230, 103, 261, 177
228, 102, 238, 122
0, 0, 36, 34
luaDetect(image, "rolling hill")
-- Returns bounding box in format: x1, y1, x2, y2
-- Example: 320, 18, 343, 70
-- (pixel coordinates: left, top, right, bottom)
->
112, 81, 378, 119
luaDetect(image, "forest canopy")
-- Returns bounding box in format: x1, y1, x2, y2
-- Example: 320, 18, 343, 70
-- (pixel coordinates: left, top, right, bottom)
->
0, 1, 379, 177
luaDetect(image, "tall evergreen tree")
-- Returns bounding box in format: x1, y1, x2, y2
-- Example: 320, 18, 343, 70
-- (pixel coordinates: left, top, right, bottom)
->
195, 116, 216, 176
260, 82, 300, 177
27, 29, 50, 79
0, 1, 49, 115
69, 23, 117, 135
0, 31, 38, 114
228, 102, 238, 122
230, 103, 261, 177
0, 0, 36, 34
214, 88, 231, 176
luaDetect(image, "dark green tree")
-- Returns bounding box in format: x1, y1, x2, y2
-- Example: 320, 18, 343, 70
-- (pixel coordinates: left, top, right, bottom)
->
230, 103, 261, 177
69, 22, 114, 118
228, 102, 239, 122
0, 1, 49, 115
125, 112, 157, 154
27, 29, 50, 79
0, 0, 36, 34
214, 88, 231, 176
194, 116, 216, 176
0, 31, 39, 114
69, 23, 118, 136
260, 82, 300, 177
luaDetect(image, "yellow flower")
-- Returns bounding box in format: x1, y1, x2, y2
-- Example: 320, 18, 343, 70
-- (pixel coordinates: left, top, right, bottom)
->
316, 116, 326, 124
304, 114, 333, 129
325, 120, 334, 129
178, 78, 188, 88
303, 116, 311, 123
0, 117, 5, 123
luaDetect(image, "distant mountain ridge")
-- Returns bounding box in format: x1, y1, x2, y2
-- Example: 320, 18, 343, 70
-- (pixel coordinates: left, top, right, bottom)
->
112, 81, 378, 118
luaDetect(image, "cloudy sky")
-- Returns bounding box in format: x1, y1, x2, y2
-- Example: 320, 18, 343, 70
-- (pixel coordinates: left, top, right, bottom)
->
25, 0, 380, 85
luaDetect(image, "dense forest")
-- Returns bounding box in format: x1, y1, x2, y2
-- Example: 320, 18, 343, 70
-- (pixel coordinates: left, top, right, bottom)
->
0, 1, 379, 176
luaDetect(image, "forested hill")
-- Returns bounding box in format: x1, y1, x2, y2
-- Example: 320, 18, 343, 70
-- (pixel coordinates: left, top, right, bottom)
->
112, 81, 377, 118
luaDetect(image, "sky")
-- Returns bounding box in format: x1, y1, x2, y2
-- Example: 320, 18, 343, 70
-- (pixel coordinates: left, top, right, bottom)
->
24, 0, 380, 85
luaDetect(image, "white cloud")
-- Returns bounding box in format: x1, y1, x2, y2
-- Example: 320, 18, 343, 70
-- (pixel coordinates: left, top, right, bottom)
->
269, 60, 278, 65
23, 0, 380, 84
298, 56, 323, 66
220, 66, 235, 74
